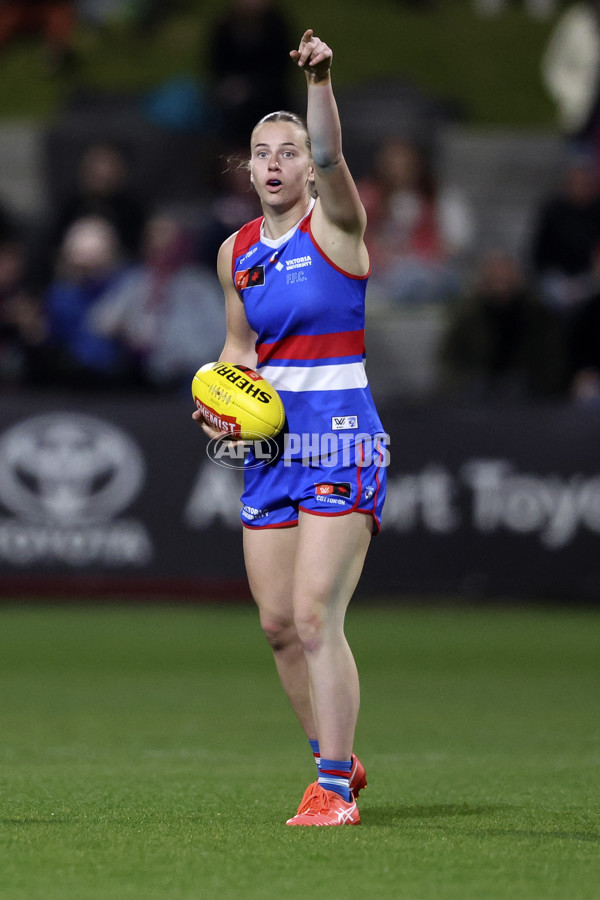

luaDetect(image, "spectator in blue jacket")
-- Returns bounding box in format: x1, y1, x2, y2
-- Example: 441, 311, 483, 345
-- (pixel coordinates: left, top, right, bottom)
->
44, 216, 133, 388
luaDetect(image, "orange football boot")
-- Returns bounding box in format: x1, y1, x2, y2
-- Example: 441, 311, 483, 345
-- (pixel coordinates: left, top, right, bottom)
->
349, 754, 367, 800
286, 782, 360, 826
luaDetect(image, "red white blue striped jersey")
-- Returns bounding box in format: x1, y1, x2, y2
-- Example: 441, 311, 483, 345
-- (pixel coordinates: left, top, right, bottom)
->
232, 204, 384, 457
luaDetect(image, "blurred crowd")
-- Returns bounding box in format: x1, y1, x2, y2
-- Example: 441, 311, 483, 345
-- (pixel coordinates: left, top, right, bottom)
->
0, 139, 229, 395
1, 0, 600, 405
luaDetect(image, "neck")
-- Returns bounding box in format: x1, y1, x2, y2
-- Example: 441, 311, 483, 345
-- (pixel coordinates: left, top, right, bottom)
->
261, 197, 312, 240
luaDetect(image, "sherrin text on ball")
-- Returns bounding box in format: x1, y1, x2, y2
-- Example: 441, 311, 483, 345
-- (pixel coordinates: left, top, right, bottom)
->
192, 361, 285, 440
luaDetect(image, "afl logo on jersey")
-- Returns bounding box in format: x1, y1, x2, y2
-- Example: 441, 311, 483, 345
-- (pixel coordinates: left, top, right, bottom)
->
235, 265, 265, 290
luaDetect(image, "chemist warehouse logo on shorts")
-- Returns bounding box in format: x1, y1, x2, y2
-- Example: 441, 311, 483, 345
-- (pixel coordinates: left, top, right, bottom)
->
315, 482, 352, 506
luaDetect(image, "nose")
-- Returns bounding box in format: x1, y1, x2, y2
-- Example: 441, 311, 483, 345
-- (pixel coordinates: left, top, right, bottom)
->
268, 158, 281, 170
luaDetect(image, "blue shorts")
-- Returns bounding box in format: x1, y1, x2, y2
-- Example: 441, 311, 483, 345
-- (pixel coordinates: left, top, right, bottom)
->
240, 437, 387, 534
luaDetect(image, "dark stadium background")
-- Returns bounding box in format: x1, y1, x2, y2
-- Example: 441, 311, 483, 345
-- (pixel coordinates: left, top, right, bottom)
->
0, 0, 597, 604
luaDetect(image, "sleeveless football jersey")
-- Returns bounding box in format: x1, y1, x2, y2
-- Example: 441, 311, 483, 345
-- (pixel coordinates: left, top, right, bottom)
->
232, 203, 384, 459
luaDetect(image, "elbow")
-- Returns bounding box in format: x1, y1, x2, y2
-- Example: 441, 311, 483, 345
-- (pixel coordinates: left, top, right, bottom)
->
313, 153, 341, 170
311, 144, 343, 171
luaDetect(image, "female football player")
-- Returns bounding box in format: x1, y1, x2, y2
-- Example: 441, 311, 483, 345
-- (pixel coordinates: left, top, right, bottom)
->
194, 28, 387, 826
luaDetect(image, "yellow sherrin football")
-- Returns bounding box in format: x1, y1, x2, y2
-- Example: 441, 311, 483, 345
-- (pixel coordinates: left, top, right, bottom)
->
192, 361, 285, 440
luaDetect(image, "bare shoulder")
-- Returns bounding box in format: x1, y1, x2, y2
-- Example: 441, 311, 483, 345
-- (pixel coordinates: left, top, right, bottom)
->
218, 231, 237, 263
310, 194, 369, 277
217, 232, 238, 286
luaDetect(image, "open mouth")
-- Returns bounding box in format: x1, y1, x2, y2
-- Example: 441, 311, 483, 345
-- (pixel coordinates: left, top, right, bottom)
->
267, 179, 282, 188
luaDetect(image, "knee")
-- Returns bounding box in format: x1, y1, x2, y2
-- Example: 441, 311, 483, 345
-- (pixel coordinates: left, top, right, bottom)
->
293, 607, 326, 654
260, 616, 297, 653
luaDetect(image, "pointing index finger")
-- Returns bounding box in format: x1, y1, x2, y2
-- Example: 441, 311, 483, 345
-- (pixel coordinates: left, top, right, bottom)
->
292, 28, 316, 66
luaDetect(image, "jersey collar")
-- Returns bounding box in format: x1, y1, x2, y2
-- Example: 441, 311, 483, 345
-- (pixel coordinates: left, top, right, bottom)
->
260, 198, 315, 250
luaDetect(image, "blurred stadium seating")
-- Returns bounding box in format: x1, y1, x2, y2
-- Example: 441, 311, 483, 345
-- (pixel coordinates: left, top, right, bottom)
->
1, 4, 597, 601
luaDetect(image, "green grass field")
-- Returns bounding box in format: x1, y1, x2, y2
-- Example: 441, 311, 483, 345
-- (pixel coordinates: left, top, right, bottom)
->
1, 602, 599, 899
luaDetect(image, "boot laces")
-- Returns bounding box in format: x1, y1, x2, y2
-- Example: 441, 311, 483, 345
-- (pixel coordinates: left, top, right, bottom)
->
295, 782, 331, 816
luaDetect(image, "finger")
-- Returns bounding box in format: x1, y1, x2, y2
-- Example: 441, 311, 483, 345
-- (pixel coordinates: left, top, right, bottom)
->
293, 29, 313, 58
308, 46, 331, 67
297, 45, 314, 67
303, 39, 331, 69
202, 423, 227, 440
295, 29, 317, 66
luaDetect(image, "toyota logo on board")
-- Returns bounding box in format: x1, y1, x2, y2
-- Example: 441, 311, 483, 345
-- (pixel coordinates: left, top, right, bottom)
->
0, 412, 145, 525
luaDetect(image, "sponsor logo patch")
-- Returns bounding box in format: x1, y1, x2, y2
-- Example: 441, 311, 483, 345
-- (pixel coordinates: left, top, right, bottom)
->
331, 415, 359, 430
315, 482, 352, 499
235, 265, 265, 290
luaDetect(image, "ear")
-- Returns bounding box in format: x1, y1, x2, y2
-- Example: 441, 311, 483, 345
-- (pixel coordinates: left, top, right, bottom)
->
308, 165, 315, 183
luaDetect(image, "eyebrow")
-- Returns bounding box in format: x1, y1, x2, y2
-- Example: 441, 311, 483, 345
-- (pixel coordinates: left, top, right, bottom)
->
253, 142, 299, 149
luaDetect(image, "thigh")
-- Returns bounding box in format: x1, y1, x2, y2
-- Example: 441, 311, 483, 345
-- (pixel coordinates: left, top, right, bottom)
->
292, 511, 372, 628
243, 523, 299, 624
